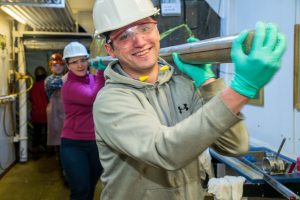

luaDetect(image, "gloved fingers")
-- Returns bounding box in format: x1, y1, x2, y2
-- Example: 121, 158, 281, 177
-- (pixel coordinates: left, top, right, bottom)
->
187, 37, 200, 43
88, 60, 94, 67
172, 52, 185, 71
252, 21, 266, 50
203, 64, 214, 71
98, 59, 107, 70
264, 23, 278, 51
231, 30, 249, 61
273, 33, 287, 59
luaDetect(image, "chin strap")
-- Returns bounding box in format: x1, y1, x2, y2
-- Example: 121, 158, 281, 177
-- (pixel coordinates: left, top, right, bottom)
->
138, 65, 170, 82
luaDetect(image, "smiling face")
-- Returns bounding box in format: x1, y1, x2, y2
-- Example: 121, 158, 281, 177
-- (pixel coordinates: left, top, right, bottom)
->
104, 17, 160, 83
66, 56, 89, 77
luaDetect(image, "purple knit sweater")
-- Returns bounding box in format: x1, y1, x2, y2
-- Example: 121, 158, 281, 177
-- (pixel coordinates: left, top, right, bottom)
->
61, 70, 105, 140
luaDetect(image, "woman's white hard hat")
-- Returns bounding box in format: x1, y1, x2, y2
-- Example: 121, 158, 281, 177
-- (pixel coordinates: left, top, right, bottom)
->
63, 42, 89, 60
93, 0, 160, 37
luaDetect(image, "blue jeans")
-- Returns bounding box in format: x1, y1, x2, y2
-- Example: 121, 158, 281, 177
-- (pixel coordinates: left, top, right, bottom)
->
60, 138, 102, 200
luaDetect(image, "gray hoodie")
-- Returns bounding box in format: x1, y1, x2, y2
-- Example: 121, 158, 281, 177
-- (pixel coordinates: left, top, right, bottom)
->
93, 59, 249, 200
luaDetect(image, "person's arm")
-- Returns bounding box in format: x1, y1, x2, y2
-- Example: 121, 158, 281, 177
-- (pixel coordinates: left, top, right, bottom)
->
95, 69, 105, 88
93, 86, 243, 170
221, 88, 248, 114
221, 22, 286, 114
172, 37, 217, 87
89, 57, 107, 70
45, 76, 63, 98
196, 78, 249, 156
174, 22, 287, 115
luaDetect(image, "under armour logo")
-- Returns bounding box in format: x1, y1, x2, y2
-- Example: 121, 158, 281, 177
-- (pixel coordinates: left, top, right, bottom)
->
178, 104, 189, 114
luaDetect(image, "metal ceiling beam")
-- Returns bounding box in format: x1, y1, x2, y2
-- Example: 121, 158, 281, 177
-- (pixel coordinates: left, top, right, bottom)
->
11, 6, 39, 28
21, 31, 93, 51
21, 31, 92, 38
2, 0, 76, 32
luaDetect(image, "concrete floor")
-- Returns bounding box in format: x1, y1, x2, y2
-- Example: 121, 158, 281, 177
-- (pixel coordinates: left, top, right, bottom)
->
0, 154, 102, 200
0, 153, 288, 200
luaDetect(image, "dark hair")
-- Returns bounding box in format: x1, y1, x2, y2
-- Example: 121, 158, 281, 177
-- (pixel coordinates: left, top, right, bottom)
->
65, 58, 70, 64
102, 32, 112, 43
34, 66, 47, 81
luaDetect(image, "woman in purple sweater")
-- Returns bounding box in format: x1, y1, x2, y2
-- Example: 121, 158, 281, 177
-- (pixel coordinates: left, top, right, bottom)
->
60, 41, 105, 200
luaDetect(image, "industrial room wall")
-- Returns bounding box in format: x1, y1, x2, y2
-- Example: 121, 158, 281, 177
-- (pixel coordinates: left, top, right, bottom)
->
0, 11, 16, 176
1, 1, 300, 178
219, 0, 300, 159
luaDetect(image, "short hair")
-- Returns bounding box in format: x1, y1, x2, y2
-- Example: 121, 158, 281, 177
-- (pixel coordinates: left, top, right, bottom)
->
101, 31, 112, 43
34, 66, 47, 77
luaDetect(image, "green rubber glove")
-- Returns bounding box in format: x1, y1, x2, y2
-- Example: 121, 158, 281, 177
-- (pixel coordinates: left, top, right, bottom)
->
89, 57, 107, 70
172, 37, 216, 88
230, 21, 287, 98
187, 37, 200, 43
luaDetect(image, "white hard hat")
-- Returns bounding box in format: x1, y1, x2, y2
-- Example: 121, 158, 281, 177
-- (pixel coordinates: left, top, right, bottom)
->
93, 0, 160, 36
63, 42, 89, 60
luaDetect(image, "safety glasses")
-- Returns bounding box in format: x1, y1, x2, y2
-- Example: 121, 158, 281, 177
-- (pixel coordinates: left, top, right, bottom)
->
107, 19, 158, 48
68, 58, 88, 66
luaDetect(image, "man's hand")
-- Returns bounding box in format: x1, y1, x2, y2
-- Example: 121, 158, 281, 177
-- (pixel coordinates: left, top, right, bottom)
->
89, 57, 107, 70
172, 37, 216, 88
230, 21, 287, 98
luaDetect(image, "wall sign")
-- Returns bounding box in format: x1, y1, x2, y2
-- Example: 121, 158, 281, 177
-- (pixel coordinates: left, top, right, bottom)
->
161, 0, 181, 16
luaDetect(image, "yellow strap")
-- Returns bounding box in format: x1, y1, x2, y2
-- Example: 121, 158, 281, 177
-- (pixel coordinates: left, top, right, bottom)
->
138, 76, 150, 82
160, 65, 169, 71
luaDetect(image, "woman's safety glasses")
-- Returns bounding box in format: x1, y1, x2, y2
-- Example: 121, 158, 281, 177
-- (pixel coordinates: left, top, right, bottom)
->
107, 19, 158, 48
68, 58, 88, 66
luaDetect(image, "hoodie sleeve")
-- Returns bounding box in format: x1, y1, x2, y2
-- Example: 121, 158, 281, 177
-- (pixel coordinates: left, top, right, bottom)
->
194, 78, 249, 156
93, 85, 247, 171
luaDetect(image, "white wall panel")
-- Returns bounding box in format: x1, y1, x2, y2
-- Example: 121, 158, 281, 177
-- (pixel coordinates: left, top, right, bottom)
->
221, 0, 298, 158
0, 11, 17, 175
295, 0, 300, 157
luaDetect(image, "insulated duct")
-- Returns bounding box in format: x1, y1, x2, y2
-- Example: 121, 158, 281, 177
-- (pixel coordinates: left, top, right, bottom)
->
22, 31, 92, 51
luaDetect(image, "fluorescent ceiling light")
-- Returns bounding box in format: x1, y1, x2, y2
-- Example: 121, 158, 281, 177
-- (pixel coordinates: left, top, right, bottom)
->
1, 6, 26, 24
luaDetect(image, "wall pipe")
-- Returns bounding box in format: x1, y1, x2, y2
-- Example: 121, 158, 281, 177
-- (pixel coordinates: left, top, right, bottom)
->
90, 31, 254, 66
17, 37, 27, 162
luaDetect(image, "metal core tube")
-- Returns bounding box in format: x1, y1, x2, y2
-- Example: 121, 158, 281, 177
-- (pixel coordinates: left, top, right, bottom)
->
91, 31, 254, 65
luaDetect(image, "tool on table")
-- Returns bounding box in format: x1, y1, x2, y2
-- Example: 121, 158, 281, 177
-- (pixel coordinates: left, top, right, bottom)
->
262, 138, 287, 175
238, 141, 300, 200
